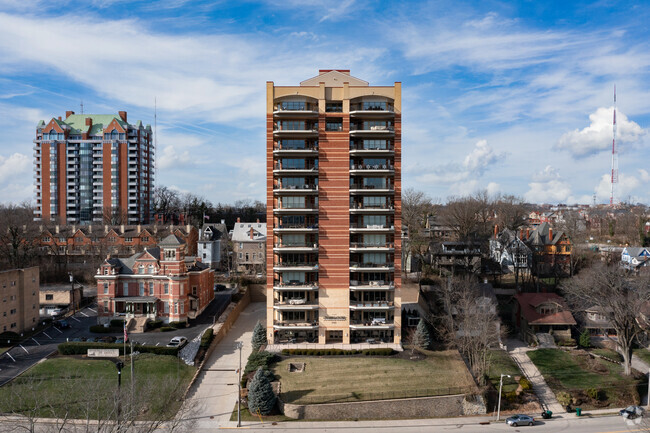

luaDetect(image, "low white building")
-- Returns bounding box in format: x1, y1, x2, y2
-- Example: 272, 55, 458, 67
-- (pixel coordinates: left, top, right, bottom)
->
198, 222, 228, 270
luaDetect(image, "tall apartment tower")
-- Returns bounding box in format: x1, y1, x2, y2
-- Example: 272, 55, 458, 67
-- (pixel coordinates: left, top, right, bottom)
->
33, 111, 154, 225
266, 70, 402, 345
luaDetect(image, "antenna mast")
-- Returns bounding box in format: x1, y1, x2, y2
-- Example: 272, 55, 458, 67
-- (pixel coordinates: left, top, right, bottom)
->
154, 97, 158, 190
610, 85, 618, 206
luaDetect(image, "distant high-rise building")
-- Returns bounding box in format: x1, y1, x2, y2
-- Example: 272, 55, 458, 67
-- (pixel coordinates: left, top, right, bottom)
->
33, 111, 154, 224
266, 70, 402, 345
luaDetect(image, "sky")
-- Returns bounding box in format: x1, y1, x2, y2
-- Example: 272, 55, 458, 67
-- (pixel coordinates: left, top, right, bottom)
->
0, 0, 649, 206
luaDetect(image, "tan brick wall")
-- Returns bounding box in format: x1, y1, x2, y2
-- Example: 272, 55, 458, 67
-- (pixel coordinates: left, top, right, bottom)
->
0, 267, 40, 334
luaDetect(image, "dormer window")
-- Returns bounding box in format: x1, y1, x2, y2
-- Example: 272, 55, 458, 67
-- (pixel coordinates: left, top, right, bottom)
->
148, 265, 154, 274
165, 249, 175, 260
138, 265, 144, 274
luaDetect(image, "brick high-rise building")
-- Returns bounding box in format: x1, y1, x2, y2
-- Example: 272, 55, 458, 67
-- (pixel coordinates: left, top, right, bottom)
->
266, 70, 402, 345
33, 111, 154, 224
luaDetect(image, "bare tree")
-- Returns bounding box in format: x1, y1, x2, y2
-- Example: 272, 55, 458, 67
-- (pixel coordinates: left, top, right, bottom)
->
102, 206, 129, 225
493, 194, 528, 231
431, 276, 501, 385
152, 185, 181, 217
0, 203, 38, 270
558, 210, 587, 275
401, 188, 436, 278
442, 195, 489, 242
562, 263, 650, 376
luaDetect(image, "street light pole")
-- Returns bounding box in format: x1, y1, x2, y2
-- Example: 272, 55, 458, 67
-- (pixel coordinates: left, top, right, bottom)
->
237, 341, 243, 427
69, 273, 75, 315
496, 373, 511, 421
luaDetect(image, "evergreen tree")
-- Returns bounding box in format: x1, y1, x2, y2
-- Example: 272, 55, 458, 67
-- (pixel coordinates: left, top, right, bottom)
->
247, 367, 276, 415
414, 318, 431, 350
579, 329, 591, 348
251, 321, 267, 351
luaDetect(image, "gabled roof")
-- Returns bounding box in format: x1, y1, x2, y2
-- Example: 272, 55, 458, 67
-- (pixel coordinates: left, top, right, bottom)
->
300, 70, 369, 87
232, 222, 266, 242
515, 292, 576, 326
622, 247, 650, 258
159, 233, 185, 246
526, 222, 567, 246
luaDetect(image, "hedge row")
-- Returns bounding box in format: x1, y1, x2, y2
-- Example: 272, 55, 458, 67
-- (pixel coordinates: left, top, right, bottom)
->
58, 342, 179, 356
109, 319, 125, 328
146, 320, 164, 330
281, 348, 395, 356
200, 328, 214, 349
160, 326, 175, 332
168, 321, 186, 329
89, 325, 123, 334
244, 351, 278, 376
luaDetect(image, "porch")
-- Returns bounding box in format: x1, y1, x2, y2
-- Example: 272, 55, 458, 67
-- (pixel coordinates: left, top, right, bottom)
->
113, 296, 159, 320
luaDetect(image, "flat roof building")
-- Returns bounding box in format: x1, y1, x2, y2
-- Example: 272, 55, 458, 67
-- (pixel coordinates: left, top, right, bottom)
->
266, 70, 402, 345
0, 267, 39, 334
33, 111, 154, 224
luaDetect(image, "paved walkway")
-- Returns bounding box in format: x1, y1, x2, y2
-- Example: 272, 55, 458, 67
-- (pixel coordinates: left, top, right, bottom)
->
506, 339, 565, 415
187, 302, 266, 428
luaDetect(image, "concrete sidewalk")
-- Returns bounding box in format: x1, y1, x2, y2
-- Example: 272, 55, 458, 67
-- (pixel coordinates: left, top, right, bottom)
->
506, 339, 565, 415
188, 302, 266, 428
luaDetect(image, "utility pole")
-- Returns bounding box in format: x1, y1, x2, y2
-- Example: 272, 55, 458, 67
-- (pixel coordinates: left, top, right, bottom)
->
69, 273, 75, 315
647, 368, 649, 410
130, 338, 135, 395
115, 361, 124, 418
237, 341, 243, 427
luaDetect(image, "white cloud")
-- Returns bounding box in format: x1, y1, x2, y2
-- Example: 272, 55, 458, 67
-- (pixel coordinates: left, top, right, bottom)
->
449, 180, 500, 197
0, 153, 30, 184
557, 107, 646, 157
463, 139, 499, 174
594, 170, 650, 204
532, 165, 561, 182
158, 145, 192, 170
525, 166, 573, 203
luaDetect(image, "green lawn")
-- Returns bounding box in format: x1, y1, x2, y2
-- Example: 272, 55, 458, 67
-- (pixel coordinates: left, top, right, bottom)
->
486, 350, 524, 394
590, 348, 623, 363
0, 354, 195, 420
273, 350, 477, 405
528, 349, 641, 409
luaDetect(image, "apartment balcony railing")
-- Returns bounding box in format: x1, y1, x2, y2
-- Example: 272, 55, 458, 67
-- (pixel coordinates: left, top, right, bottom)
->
350, 163, 394, 171
273, 125, 319, 134
349, 223, 394, 231
274, 262, 318, 268
349, 103, 394, 113
349, 319, 394, 328
273, 243, 319, 252
273, 321, 319, 329
273, 184, 318, 193
349, 242, 394, 251
349, 184, 394, 193
349, 125, 394, 134
349, 280, 395, 290
273, 281, 319, 290
274, 223, 319, 231
350, 203, 394, 210
273, 164, 318, 173
349, 300, 395, 310
273, 300, 319, 309
273, 144, 318, 154
273, 104, 318, 114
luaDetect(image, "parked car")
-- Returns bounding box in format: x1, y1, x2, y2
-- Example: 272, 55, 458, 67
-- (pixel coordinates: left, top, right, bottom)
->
100, 336, 116, 343
115, 338, 124, 344
53, 319, 70, 329
215, 284, 226, 291
166, 336, 188, 348
620, 406, 645, 419
506, 414, 535, 426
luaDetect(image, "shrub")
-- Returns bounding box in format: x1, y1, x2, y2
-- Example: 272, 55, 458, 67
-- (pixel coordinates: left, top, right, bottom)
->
0, 331, 20, 346
557, 338, 576, 347
58, 342, 179, 356
147, 320, 164, 330
519, 377, 532, 392
244, 351, 278, 376
579, 329, 591, 348
200, 328, 214, 349
160, 326, 175, 332
168, 321, 186, 329
586, 388, 603, 400
556, 391, 572, 406
251, 321, 267, 352
247, 367, 277, 415
110, 319, 125, 328
505, 390, 518, 403
280, 348, 392, 356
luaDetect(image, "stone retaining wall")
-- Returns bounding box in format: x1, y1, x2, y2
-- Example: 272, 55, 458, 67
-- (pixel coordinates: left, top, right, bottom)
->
278, 393, 485, 420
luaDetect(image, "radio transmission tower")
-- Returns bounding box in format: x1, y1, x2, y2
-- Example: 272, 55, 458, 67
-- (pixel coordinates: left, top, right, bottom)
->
610, 85, 618, 206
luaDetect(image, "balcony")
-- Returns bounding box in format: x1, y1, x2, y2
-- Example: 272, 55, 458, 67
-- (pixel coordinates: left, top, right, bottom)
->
349, 125, 394, 136
273, 163, 318, 175
349, 103, 394, 116
273, 300, 319, 310
273, 125, 318, 137
350, 262, 394, 272
273, 281, 319, 291
349, 281, 395, 291
349, 184, 394, 195
274, 223, 318, 233
349, 163, 395, 175
273, 184, 318, 195
349, 143, 394, 156
273, 321, 319, 330
273, 103, 318, 116
273, 243, 319, 253
349, 203, 395, 214
349, 223, 395, 233
349, 319, 394, 330
349, 300, 394, 310
273, 206, 318, 214
349, 242, 394, 252
273, 262, 319, 271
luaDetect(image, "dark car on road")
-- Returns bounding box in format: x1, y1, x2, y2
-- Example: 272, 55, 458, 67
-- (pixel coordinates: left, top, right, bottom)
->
215, 284, 226, 291
506, 414, 535, 426
53, 320, 70, 329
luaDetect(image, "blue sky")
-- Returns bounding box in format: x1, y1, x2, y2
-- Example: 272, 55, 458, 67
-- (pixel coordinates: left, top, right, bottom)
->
0, 0, 649, 205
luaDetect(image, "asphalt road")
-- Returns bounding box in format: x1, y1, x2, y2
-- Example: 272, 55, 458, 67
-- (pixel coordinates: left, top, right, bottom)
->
0, 291, 232, 386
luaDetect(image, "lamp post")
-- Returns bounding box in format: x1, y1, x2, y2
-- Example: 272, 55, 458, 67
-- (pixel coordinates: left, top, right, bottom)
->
497, 373, 511, 421
237, 341, 243, 427
69, 273, 75, 315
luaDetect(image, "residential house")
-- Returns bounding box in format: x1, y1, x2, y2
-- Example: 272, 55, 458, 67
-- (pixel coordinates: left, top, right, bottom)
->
526, 222, 572, 276
0, 267, 39, 334
621, 247, 650, 271
581, 306, 616, 338
198, 222, 229, 270
430, 241, 482, 274
95, 234, 214, 329
233, 219, 266, 275
514, 292, 576, 343
489, 227, 532, 283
